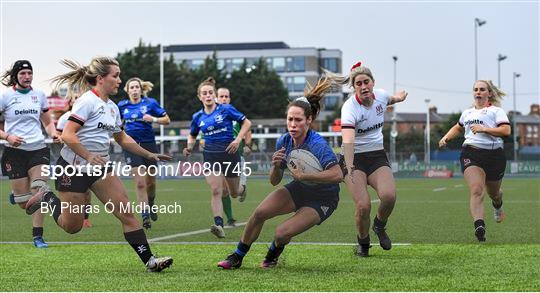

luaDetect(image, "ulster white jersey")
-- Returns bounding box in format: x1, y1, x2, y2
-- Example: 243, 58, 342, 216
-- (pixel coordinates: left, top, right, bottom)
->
60, 90, 122, 166
56, 111, 70, 132
341, 89, 391, 153
459, 105, 510, 150
0, 87, 48, 151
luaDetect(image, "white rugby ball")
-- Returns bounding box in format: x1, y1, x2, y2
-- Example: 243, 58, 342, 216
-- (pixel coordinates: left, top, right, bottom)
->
287, 149, 323, 184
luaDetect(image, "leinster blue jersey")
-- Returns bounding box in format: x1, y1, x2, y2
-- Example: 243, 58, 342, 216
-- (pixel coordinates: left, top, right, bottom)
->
118, 97, 166, 143
190, 104, 246, 152
276, 129, 339, 193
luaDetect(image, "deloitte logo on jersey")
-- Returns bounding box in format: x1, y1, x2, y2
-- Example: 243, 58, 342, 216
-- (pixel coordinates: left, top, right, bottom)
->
464, 119, 484, 126
357, 122, 383, 134
97, 122, 116, 131
14, 109, 38, 115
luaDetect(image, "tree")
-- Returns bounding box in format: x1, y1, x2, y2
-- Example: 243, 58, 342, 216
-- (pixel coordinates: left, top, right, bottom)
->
115, 42, 289, 120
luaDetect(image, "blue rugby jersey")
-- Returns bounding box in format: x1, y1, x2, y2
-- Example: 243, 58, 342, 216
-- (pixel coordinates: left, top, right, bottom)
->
190, 104, 246, 152
117, 97, 166, 143
276, 129, 340, 194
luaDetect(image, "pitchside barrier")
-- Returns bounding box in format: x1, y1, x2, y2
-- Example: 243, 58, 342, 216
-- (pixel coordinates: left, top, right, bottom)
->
0, 132, 539, 178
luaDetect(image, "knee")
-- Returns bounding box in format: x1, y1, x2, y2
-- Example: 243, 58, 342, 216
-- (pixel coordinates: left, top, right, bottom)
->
146, 179, 156, 190
64, 222, 83, 234
274, 226, 291, 244
355, 202, 371, 218
252, 208, 271, 222
136, 180, 146, 190
379, 191, 396, 204
211, 187, 222, 198
470, 185, 483, 197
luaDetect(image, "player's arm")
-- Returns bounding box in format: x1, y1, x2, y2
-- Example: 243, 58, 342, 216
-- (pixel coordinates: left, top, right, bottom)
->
183, 135, 197, 156
388, 90, 408, 105
143, 113, 170, 125
470, 124, 510, 137
295, 164, 342, 184
439, 123, 464, 147
226, 118, 252, 154
113, 131, 171, 162
341, 128, 355, 176
243, 130, 253, 155
40, 110, 60, 143
269, 147, 285, 186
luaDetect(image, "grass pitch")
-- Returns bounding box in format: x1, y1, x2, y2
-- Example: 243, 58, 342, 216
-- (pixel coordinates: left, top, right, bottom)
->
1, 177, 539, 291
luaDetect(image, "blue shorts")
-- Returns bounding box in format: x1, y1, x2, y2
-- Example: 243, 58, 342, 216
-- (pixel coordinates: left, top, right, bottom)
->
123, 141, 158, 167
203, 151, 241, 178
284, 181, 339, 225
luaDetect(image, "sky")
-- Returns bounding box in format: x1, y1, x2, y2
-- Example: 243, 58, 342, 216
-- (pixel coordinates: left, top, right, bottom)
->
1, 0, 539, 116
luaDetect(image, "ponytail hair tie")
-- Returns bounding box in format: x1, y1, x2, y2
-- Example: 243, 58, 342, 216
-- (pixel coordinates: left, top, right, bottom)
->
295, 96, 310, 105
351, 61, 362, 71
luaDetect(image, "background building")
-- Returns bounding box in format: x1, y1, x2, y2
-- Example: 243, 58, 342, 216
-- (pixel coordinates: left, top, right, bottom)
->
164, 41, 343, 120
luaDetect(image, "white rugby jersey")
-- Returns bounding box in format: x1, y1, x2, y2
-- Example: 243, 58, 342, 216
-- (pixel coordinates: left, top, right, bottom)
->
60, 89, 122, 166
459, 105, 510, 150
0, 87, 48, 151
341, 89, 390, 153
56, 111, 70, 132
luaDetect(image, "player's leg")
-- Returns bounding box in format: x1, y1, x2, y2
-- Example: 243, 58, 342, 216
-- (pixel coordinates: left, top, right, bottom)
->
486, 180, 504, 223
221, 177, 235, 226
132, 166, 151, 229
367, 166, 396, 250
261, 206, 320, 268
344, 170, 372, 256
146, 173, 158, 221
91, 175, 172, 272
463, 166, 487, 241
218, 187, 295, 269
205, 174, 226, 238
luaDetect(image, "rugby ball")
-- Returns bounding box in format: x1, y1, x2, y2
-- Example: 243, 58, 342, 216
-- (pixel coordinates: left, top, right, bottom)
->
287, 149, 323, 185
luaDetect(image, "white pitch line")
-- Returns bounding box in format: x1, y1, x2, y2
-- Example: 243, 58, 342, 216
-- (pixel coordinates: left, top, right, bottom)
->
433, 187, 447, 192
148, 222, 247, 242
0, 241, 411, 246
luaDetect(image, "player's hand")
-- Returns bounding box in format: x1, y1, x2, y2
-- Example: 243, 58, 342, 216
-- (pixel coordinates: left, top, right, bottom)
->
290, 162, 305, 181
243, 145, 252, 156
52, 134, 62, 144
470, 124, 485, 134
142, 114, 154, 123
183, 148, 192, 157
87, 153, 107, 165
148, 153, 172, 162
396, 90, 408, 102
439, 137, 448, 148
6, 134, 24, 147
226, 139, 241, 154
271, 147, 286, 167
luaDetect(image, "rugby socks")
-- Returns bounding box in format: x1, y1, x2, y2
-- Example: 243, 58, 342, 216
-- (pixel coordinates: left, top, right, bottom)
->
124, 229, 153, 264
373, 216, 387, 230
234, 241, 251, 257
492, 200, 503, 210
222, 196, 234, 221
357, 235, 370, 248
147, 184, 156, 207
84, 206, 89, 220
32, 227, 43, 238
265, 241, 285, 261
214, 216, 224, 227
43, 192, 62, 224
474, 219, 485, 229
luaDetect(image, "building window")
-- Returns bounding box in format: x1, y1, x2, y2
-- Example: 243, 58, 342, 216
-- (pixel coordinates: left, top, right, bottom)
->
189, 59, 204, 70
324, 95, 340, 111
286, 57, 305, 72
272, 57, 286, 72
217, 59, 225, 70
231, 58, 244, 71
285, 76, 306, 92
322, 58, 338, 72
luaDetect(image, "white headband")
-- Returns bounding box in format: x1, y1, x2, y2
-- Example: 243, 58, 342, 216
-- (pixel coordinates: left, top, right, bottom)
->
295, 96, 310, 105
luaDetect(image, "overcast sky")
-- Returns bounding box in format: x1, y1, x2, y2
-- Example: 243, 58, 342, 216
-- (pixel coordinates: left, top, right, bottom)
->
1, 0, 538, 116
